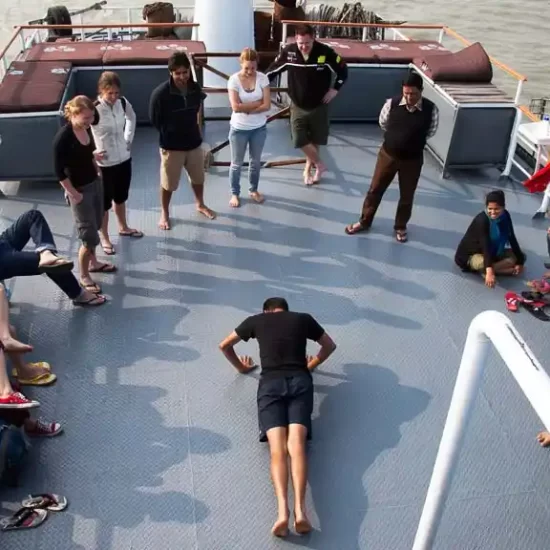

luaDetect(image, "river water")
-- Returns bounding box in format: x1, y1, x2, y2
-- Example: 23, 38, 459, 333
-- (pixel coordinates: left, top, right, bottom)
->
1, 0, 548, 101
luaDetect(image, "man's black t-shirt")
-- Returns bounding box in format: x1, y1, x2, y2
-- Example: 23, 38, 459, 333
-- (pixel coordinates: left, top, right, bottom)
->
235, 311, 325, 378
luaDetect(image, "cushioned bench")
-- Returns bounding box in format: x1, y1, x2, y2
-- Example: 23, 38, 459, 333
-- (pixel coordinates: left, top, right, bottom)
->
23, 40, 206, 67
285, 38, 450, 64
24, 42, 105, 66
0, 61, 72, 113
102, 40, 206, 65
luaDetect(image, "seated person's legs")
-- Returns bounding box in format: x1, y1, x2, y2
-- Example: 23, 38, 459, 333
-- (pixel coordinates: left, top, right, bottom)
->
468, 250, 519, 275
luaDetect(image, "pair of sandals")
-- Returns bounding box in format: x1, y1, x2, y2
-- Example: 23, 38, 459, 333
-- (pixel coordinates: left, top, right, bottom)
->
344, 222, 408, 242
0, 494, 67, 531
101, 229, 144, 255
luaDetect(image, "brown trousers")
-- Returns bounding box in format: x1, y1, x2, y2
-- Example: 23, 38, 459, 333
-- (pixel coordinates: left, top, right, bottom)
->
359, 146, 424, 231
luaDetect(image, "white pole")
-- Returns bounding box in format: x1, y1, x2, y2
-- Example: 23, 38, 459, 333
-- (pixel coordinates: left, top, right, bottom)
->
412, 310, 550, 550
501, 107, 522, 177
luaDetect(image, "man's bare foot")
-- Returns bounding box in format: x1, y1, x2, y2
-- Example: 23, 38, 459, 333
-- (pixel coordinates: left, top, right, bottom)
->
80, 277, 101, 294
249, 191, 264, 203
197, 205, 217, 220
158, 215, 171, 230
1, 337, 33, 354
294, 513, 312, 535
312, 163, 326, 183
537, 431, 550, 447
38, 250, 73, 271
303, 165, 313, 186
271, 517, 289, 537
229, 195, 240, 208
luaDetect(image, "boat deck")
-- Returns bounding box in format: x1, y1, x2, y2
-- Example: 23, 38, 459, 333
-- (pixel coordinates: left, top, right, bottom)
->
1, 120, 550, 550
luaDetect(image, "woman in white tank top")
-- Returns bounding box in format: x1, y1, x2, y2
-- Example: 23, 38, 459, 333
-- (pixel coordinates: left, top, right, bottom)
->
227, 48, 271, 207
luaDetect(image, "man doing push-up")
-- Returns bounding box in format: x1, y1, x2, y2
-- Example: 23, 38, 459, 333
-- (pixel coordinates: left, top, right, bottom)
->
219, 297, 337, 537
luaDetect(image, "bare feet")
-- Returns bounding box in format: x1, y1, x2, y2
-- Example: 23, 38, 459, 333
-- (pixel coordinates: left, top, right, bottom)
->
100, 239, 115, 255
271, 516, 289, 537
1, 337, 33, 354
294, 513, 312, 535
197, 205, 217, 220
537, 431, 550, 447
80, 277, 101, 294
249, 191, 264, 203
303, 165, 314, 186
73, 289, 106, 307
312, 162, 326, 184
158, 215, 171, 230
229, 195, 240, 208
344, 222, 368, 235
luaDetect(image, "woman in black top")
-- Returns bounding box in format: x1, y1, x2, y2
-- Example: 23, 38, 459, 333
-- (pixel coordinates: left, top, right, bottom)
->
53, 95, 117, 294
455, 190, 526, 288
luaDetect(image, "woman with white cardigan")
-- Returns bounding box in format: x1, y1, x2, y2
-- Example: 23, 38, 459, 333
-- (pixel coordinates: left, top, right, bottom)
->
91, 71, 143, 255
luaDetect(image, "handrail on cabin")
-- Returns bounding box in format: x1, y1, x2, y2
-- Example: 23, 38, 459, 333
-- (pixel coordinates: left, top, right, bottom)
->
17, 22, 199, 29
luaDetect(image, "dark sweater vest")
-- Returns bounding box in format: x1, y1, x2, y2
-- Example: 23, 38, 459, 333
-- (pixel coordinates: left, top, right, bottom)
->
383, 96, 434, 160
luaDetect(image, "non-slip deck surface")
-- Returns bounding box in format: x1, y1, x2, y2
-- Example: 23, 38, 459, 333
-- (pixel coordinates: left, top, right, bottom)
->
0, 120, 549, 550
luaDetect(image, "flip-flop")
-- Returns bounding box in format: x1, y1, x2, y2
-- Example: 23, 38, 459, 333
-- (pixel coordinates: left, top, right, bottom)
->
37, 258, 74, 274
395, 230, 408, 243
89, 263, 117, 273
119, 229, 143, 238
505, 291, 520, 312
73, 294, 106, 307
101, 243, 115, 255
80, 281, 102, 294
12, 361, 51, 378
22, 494, 68, 512
0, 508, 47, 531
11, 371, 56, 387
344, 222, 368, 235
526, 279, 550, 293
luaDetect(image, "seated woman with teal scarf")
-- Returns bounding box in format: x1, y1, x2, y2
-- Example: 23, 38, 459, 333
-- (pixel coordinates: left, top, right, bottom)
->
455, 190, 526, 288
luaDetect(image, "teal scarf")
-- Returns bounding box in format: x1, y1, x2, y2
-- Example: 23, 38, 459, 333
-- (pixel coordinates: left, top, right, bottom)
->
487, 212, 509, 258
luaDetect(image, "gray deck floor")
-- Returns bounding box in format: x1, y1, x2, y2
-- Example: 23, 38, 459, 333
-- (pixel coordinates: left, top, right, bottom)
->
1, 120, 550, 550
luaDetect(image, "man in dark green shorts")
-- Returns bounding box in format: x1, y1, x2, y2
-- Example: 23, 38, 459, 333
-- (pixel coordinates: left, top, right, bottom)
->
266, 24, 348, 185
219, 297, 337, 538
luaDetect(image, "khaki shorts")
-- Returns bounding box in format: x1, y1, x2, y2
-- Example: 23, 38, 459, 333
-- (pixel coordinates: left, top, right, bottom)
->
290, 103, 330, 149
160, 146, 205, 192
468, 249, 516, 272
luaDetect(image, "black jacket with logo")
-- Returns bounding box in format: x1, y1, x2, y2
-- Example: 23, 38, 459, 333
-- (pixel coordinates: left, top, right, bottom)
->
149, 77, 206, 151
266, 41, 348, 110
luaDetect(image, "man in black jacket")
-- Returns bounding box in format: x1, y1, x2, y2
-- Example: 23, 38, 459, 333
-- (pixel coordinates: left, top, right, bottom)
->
149, 52, 216, 230
344, 71, 439, 243
266, 24, 348, 185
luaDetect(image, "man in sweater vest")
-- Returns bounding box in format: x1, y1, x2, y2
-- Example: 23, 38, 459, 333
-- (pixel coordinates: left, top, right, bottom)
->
344, 71, 439, 242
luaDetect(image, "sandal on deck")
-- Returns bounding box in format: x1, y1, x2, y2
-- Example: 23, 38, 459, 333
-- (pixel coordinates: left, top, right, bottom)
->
11, 371, 56, 387
395, 230, 408, 243
37, 257, 74, 274
89, 263, 117, 274
505, 291, 520, 312
22, 494, 68, 512
73, 294, 106, 307
101, 243, 115, 255
119, 229, 143, 238
0, 508, 48, 531
345, 222, 368, 235
80, 280, 101, 294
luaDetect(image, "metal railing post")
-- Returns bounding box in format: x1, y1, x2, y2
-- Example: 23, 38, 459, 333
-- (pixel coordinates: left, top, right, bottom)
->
412, 310, 550, 550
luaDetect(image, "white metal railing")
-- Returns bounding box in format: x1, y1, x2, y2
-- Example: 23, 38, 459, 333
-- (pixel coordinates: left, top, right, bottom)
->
412, 310, 550, 550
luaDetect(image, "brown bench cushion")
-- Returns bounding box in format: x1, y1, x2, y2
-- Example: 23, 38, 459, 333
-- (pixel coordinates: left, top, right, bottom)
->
285, 38, 450, 64
25, 42, 105, 66
0, 82, 66, 113
0, 60, 71, 113
5, 60, 72, 83
413, 42, 493, 83
102, 40, 206, 65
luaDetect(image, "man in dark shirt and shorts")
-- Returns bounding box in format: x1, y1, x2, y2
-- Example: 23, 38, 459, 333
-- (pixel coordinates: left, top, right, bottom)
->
266, 24, 348, 185
219, 297, 337, 538
149, 52, 216, 230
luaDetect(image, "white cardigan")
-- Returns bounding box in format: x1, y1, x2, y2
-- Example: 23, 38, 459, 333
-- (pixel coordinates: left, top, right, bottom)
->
91, 96, 136, 167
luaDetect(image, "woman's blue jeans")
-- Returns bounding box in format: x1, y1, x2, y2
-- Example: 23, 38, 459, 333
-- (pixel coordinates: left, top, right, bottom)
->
229, 125, 267, 196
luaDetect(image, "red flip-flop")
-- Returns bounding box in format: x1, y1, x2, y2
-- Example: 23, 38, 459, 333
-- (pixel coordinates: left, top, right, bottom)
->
505, 291, 520, 312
